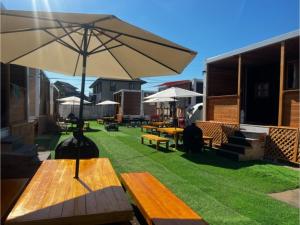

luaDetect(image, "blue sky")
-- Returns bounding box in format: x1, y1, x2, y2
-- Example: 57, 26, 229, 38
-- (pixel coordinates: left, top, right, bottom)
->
2, 0, 299, 94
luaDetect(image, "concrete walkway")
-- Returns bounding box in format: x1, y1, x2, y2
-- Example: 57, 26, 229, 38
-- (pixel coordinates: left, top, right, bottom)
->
269, 189, 300, 208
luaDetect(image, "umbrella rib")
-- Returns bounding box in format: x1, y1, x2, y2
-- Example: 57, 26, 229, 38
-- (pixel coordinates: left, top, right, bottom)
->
88, 33, 122, 54
92, 29, 134, 79
93, 25, 197, 55
95, 28, 180, 74
6, 26, 82, 64
43, 29, 81, 54
1, 25, 80, 34
56, 20, 81, 51
89, 44, 123, 55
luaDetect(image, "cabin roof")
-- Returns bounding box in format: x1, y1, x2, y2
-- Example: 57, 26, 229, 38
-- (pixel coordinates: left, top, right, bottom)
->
206, 30, 299, 64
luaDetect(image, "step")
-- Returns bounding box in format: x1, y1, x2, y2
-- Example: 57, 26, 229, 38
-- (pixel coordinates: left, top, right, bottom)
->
2, 144, 38, 157
1, 135, 24, 150
234, 130, 266, 140
228, 136, 258, 147
221, 143, 247, 154
216, 149, 239, 161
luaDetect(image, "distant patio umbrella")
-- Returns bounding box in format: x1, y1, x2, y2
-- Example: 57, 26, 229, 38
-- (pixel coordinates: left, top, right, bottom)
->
145, 87, 202, 126
57, 96, 91, 104
143, 97, 177, 103
0, 10, 197, 178
97, 100, 119, 116
96, 100, 120, 105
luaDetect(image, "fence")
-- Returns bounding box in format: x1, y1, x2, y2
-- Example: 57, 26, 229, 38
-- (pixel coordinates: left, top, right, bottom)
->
196, 121, 240, 146
58, 105, 111, 120
265, 126, 300, 163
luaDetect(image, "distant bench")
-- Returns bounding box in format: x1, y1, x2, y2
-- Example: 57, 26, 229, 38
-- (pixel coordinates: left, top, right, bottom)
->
120, 172, 209, 225
141, 134, 169, 150
1, 178, 29, 224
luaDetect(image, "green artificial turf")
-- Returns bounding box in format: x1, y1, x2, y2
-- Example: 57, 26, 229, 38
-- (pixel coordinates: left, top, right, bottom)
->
37, 121, 300, 225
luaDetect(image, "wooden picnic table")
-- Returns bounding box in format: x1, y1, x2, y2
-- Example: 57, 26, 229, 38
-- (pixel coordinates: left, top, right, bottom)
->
141, 125, 157, 133
150, 121, 165, 127
157, 127, 184, 149
5, 158, 133, 225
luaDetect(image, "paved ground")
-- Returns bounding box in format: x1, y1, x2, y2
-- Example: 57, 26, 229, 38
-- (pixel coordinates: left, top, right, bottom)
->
269, 189, 300, 208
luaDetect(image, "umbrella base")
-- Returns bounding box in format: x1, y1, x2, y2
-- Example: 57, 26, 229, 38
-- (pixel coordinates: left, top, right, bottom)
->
55, 136, 99, 159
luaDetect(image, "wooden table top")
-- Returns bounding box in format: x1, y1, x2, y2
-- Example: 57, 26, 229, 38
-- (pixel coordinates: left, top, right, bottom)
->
151, 122, 165, 126
157, 127, 184, 135
6, 158, 133, 225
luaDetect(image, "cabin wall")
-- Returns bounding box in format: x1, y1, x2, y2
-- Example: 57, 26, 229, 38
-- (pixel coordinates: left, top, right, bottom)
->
207, 95, 239, 123
282, 90, 299, 127
123, 92, 141, 115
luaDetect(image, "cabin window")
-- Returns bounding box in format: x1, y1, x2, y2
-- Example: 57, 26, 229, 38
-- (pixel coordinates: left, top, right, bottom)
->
110, 81, 116, 91
129, 82, 134, 90
286, 61, 299, 90
255, 82, 269, 98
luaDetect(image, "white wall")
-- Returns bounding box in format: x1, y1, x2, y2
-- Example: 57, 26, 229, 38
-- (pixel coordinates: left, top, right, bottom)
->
59, 104, 109, 120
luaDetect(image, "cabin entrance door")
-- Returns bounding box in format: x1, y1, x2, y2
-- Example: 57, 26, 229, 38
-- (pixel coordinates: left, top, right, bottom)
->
243, 64, 279, 126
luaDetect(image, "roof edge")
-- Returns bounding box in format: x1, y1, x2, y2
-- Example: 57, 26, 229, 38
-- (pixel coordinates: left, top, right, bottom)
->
206, 29, 300, 64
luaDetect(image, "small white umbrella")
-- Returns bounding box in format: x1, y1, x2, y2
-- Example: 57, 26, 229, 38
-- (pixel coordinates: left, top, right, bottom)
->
145, 87, 202, 127
96, 100, 119, 117
96, 100, 120, 105
60, 101, 80, 105
143, 97, 177, 103
145, 87, 202, 99
57, 96, 91, 104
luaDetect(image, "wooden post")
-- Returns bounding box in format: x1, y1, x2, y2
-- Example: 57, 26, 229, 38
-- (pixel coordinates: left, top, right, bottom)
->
237, 55, 242, 123
278, 42, 285, 126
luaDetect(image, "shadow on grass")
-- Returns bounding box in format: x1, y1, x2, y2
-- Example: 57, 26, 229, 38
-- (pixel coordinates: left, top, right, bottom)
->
144, 144, 174, 153
181, 149, 268, 170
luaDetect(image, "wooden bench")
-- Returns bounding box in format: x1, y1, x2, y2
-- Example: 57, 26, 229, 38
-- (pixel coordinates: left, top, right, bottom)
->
1, 178, 29, 224
97, 118, 104, 124
120, 172, 208, 225
141, 134, 169, 150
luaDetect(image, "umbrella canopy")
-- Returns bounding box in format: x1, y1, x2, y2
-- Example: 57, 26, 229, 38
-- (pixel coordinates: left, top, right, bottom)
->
1, 10, 196, 78
57, 96, 91, 104
0, 9, 196, 178
143, 97, 177, 103
145, 87, 202, 99
60, 101, 80, 105
96, 100, 120, 105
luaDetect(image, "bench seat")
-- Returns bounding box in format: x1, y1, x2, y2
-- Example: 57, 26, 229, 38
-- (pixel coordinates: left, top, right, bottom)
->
120, 172, 208, 225
141, 134, 169, 150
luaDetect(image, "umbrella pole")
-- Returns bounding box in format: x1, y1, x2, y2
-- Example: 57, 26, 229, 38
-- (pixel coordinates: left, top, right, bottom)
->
75, 26, 88, 179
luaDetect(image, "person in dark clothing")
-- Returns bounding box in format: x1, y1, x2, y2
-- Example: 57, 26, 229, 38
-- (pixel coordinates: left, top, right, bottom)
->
183, 123, 204, 153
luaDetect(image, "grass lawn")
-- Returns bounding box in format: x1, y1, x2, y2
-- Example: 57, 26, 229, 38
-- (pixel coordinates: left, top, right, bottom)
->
38, 121, 300, 225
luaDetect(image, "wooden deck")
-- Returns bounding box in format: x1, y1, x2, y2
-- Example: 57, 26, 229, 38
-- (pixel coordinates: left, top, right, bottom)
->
6, 158, 133, 225
121, 172, 208, 225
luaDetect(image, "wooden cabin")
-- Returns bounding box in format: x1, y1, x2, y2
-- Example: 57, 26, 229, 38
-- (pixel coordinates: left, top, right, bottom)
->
202, 30, 299, 163
204, 30, 299, 127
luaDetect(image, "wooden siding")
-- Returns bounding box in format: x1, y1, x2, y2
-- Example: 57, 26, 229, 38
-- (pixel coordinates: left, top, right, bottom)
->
282, 90, 300, 128
207, 68, 237, 96
123, 92, 141, 115
10, 122, 35, 144
207, 95, 239, 123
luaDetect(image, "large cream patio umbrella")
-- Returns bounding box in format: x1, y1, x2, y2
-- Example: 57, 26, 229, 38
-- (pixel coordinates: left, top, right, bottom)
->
0, 9, 197, 177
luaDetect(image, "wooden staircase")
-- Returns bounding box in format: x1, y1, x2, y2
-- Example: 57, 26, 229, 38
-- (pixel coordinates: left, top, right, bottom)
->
1, 135, 41, 178
217, 128, 266, 161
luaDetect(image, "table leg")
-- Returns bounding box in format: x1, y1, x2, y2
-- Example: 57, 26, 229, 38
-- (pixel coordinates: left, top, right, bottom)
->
156, 141, 159, 150
174, 134, 178, 149
166, 141, 169, 150
149, 140, 152, 145
141, 137, 144, 144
